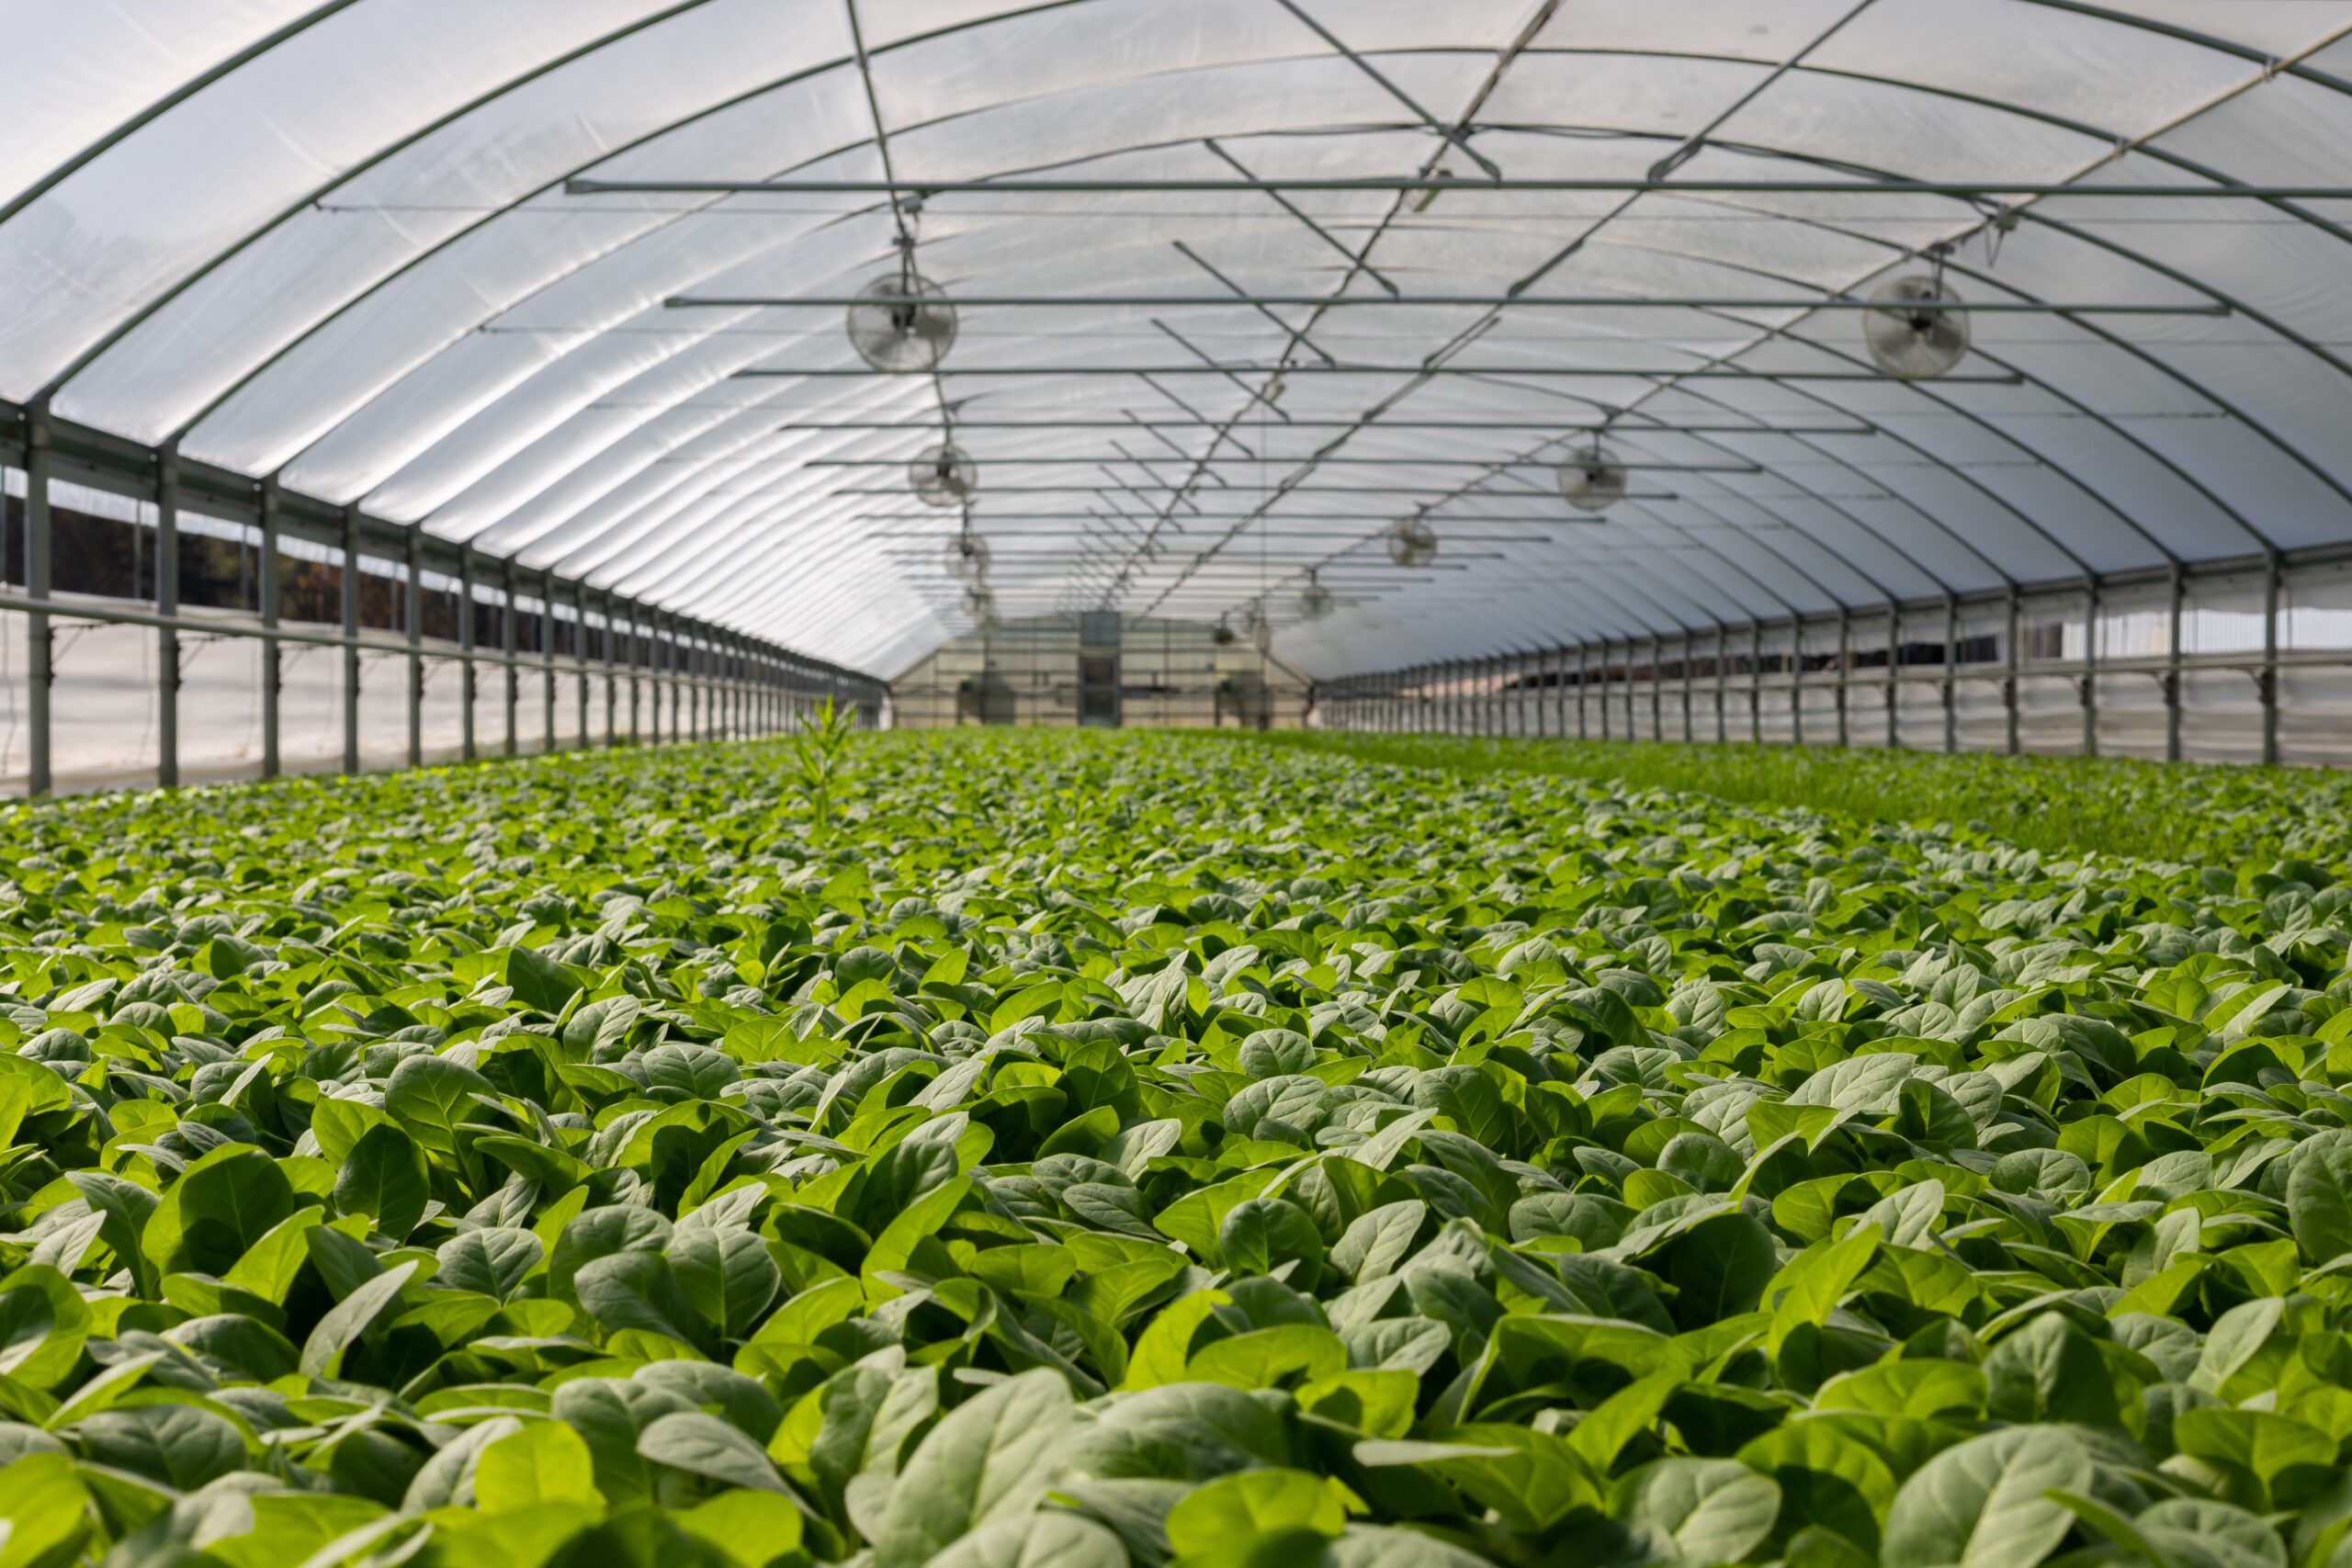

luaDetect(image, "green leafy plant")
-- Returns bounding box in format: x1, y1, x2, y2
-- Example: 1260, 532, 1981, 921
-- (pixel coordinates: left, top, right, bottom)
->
0, 729, 2349, 1568
786, 694, 859, 840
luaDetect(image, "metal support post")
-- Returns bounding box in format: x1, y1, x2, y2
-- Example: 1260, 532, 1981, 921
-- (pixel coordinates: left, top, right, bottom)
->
2079, 580, 2097, 758
259, 479, 282, 779
540, 569, 557, 755
2262, 552, 2281, 766
1680, 635, 1694, 742
574, 580, 590, 749
668, 614, 683, 743
1574, 644, 1587, 739
340, 506, 362, 773
627, 604, 641, 743
2165, 566, 2185, 763
603, 591, 619, 747
502, 558, 518, 757
1791, 620, 1804, 749
1835, 612, 1850, 747
1945, 594, 1962, 754
1750, 624, 1763, 742
1650, 634, 1663, 741
1715, 626, 1728, 743
458, 544, 477, 763
2005, 586, 2021, 756
155, 444, 181, 789
23, 407, 51, 796
406, 527, 423, 769
1599, 640, 1612, 742
1887, 605, 1901, 749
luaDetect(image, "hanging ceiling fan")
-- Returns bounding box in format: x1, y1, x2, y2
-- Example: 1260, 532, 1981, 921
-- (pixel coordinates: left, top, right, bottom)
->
1386, 516, 1439, 568
1556, 441, 1628, 513
1862, 258, 1972, 380
1297, 569, 1333, 622
942, 529, 989, 582
910, 441, 977, 507
846, 231, 957, 373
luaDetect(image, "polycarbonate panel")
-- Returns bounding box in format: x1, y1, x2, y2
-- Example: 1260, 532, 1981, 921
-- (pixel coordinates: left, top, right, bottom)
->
6, 0, 2352, 680
0, 2, 318, 209
0, 1, 673, 400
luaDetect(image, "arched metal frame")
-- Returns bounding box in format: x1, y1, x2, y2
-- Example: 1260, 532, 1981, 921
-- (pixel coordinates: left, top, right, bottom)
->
4, 0, 2351, 751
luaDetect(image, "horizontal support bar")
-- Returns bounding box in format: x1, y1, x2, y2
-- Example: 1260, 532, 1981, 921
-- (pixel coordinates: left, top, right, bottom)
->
868, 529, 1549, 541
0, 591, 754, 677
808, 457, 1759, 470
775, 419, 1876, 434
884, 547, 1511, 559
853, 513, 1607, 524
677, 293, 2223, 315
735, 366, 2025, 383
841, 484, 1683, 497
571, 176, 2352, 198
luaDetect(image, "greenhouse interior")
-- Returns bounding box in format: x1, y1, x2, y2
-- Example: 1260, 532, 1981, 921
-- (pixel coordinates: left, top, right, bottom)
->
12, 5, 2352, 1568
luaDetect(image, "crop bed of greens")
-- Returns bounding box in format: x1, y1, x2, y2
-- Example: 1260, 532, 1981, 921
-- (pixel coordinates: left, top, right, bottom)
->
6, 731, 2352, 1568
1255, 730, 2352, 872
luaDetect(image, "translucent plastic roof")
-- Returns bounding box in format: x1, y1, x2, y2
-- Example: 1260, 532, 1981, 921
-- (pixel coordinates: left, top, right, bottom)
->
6, 0, 2352, 678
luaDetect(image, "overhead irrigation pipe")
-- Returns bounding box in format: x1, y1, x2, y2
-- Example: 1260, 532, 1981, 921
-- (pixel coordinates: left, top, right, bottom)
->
572, 176, 2352, 197
673, 293, 2228, 315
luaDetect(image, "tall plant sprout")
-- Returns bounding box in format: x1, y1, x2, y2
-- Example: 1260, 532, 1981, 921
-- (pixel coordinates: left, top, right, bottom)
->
788, 694, 858, 840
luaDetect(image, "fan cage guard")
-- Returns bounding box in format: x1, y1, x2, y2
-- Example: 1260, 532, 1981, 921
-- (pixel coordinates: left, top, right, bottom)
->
847, 269, 959, 373
943, 532, 989, 581
1386, 517, 1439, 568
1862, 275, 1972, 380
1557, 444, 1629, 513
910, 442, 978, 507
